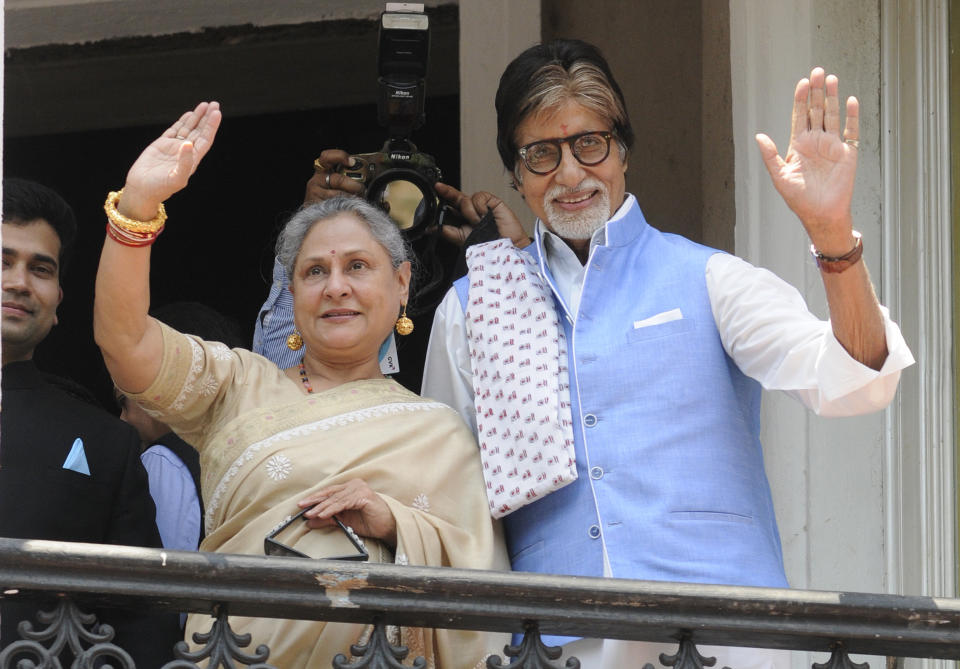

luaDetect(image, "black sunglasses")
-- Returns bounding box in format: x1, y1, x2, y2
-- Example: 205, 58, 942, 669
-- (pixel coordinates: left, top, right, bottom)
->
517, 130, 615, 175
264, 508, 369, 561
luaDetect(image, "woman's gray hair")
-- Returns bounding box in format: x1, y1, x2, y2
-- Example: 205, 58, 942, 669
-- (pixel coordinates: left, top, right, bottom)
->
276, 196, 411, 278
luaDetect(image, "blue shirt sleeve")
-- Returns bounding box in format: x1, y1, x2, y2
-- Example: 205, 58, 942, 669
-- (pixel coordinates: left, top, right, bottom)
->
252, 256, 303, 369
140, 445, 201, 552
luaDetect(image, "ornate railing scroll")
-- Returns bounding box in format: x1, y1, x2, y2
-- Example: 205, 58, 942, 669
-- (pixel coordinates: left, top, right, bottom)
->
486, 622, 580, 668
163, 604, 276, 669
0, 597, 135, 669
1, 537, 959, 669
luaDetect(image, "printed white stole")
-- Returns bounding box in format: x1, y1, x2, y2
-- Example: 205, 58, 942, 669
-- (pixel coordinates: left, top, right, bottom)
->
464, 239, 577, 518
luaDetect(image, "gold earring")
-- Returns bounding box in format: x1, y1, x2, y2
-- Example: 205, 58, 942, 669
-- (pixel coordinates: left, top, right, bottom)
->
286, 330, 303, 351
395, 305, 414, 336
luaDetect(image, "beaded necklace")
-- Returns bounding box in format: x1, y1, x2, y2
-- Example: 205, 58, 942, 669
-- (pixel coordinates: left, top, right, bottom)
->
298, 362, 314, 394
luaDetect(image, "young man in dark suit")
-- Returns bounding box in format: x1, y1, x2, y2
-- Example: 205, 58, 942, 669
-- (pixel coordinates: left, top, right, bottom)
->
0, 177, 181, 666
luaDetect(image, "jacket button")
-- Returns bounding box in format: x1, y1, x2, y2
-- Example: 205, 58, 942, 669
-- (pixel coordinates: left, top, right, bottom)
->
583, 414, 598, 427
588, 524, 601, 539
590, 466, 604, 480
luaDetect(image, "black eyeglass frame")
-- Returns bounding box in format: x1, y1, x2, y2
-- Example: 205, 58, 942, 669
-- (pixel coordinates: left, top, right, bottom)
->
517, 130, 616, 175
264, 508, 369, 561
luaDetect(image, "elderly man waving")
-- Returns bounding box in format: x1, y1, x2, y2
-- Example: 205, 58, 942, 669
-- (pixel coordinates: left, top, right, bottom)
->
422, 38, 913, 667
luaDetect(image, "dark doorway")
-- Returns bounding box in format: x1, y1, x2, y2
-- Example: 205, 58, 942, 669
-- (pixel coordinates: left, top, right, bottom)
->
4, 11, 461, 409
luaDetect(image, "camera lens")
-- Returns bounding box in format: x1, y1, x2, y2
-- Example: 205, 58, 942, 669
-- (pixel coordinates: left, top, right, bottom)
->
378, 180, 423, 230
366, 169, 437, 238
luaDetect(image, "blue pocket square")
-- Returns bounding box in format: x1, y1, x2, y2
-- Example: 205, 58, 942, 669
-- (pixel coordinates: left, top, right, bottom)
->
62, 438, 91, 476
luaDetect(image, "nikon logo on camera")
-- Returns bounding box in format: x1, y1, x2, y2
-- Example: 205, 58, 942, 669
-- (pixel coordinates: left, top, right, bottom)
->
390, 152, 412, 160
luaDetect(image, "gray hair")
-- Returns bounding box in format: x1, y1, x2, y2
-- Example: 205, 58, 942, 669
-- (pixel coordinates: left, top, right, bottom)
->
524, 61, 629, 137
276, 196, 411, 278
495, 41, 633, 188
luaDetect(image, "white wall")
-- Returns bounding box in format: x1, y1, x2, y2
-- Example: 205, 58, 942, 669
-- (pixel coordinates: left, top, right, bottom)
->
879, 0, 954, 607
457, 0, 539, 229
731, 2, 954, 669
731, 0, 887, 595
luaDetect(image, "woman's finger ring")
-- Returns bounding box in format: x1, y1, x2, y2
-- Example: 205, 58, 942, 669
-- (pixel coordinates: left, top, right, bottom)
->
844, 138, 860, 149
324, 173, 332, 188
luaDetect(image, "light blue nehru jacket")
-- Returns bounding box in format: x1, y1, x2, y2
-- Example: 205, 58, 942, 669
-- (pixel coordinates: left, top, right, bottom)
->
454, 201, 788, 592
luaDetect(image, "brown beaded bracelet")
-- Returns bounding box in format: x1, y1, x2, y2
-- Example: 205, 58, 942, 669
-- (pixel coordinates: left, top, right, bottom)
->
810, 231, 863, 274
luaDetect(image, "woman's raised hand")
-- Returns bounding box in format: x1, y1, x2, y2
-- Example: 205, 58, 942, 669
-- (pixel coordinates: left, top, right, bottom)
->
119, 102, 222, 220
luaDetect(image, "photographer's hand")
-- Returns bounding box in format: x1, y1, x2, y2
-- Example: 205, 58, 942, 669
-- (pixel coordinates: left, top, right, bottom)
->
435, 182, 530, 248
307, 149, 365, 204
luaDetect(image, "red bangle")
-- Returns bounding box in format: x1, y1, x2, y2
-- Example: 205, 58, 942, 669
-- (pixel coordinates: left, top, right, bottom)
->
105, 221, 163, 247
810, 231, 863, 274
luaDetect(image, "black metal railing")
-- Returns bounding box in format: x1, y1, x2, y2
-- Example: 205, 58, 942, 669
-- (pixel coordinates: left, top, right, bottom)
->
1, 537, 958, 668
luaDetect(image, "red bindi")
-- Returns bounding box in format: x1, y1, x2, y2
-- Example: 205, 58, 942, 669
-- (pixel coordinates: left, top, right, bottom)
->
560, 124, 569, 135
330, 250, 336, 255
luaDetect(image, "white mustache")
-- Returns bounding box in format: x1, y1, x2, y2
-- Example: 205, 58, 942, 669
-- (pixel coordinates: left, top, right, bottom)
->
546, 178, 607, 202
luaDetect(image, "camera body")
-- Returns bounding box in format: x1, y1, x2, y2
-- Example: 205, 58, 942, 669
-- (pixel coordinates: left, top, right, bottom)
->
335, 2, 442, 237
339, 142, 441, 187
338, 138, 441, 234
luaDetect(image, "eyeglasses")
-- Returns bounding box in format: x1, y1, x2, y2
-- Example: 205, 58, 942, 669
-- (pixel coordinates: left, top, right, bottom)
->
264, 508, 369, 561
517, 131, 615, 175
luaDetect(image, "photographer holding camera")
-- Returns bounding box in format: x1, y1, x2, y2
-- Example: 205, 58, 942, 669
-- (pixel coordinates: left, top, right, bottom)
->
308, 151, 527, 248
252, 152, 527, 387
254, 3, 528, 386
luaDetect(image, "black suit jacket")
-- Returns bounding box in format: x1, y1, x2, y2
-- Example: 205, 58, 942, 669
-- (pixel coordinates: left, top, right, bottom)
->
0, 360, 181, 667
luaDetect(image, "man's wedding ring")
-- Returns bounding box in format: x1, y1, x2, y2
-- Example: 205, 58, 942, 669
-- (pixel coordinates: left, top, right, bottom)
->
324, 173, 332, 188
844, 138, 860, 149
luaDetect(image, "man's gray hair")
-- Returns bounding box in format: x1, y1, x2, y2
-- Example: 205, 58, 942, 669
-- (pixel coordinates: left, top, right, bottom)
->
511, 61, 629, 187
276, 196, 411, 278
495, 40, 634, 184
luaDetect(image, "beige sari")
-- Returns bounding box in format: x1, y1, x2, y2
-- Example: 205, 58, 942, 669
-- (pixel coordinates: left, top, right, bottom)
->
128, 324, 508, 668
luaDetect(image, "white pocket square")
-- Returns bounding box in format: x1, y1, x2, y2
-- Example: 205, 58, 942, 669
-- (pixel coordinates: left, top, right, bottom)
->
633, 308, 683, 329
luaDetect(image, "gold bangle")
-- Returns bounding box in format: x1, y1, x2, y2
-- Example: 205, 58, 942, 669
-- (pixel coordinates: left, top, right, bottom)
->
104, 189, 167, 234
